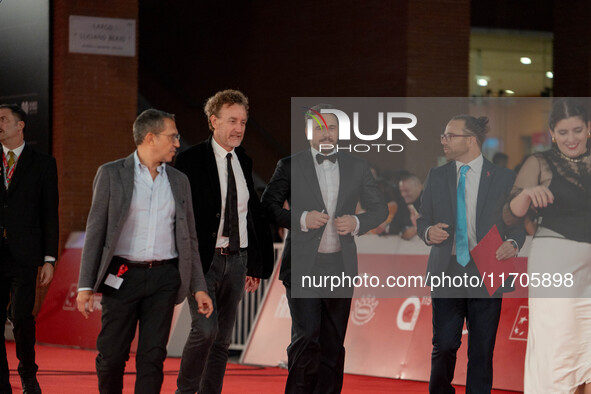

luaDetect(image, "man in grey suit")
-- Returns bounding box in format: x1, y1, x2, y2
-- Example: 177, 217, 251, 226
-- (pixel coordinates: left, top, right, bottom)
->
76, 109, 213, 394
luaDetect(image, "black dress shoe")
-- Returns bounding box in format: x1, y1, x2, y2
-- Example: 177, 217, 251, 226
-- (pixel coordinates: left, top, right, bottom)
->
0, 381, 12, 394
19, 377, 41, 394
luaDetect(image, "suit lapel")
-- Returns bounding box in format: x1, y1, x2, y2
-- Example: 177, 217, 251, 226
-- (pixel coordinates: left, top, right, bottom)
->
167, 166, 182, 209
118, 154, 135, 218
300, 150, 326, 210
236, 147, 252, 201
335, 153, 350, 214
6, 145, 32, 195
476, 159, 494, 221
447, 161, 457, 219
0, 161, 5, 198
206, 137, 222, 211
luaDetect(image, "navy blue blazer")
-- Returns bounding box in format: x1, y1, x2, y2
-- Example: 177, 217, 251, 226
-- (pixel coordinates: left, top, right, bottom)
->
416, 158, 525, 277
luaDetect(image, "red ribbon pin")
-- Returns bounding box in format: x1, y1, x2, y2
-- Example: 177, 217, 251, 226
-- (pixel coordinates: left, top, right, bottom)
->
117, 264, 128, 277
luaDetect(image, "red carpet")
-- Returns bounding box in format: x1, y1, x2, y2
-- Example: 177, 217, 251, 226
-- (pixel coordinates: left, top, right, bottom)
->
5, 342, 520, 393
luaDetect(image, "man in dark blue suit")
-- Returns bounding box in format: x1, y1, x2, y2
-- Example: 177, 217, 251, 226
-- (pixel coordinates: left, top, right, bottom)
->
417, 115, 525, 394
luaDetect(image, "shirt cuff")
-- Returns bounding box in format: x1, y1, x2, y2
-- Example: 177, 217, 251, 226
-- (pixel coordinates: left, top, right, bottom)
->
44, 256, 56, 266
424, 226, 433, 244
300, 211, 309, 232
507, 239, 519, 255
352, 216, 360, 236
77, 287, 93, 292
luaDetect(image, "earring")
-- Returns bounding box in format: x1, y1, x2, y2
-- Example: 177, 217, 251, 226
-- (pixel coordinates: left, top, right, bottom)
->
588, 132, 590, 140
552, 136, 556, 143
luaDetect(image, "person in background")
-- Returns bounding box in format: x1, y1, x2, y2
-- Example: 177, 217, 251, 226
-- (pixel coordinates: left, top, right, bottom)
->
492, 152, 508, 168
397, 173, 423, 240
0, 104, 59, 394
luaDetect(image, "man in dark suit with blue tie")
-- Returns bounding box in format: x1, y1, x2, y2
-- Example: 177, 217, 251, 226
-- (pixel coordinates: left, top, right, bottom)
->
417, 115, 525, 394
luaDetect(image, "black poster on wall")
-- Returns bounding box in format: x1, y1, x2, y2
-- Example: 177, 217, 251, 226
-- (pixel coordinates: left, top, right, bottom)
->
0, 0, 51, 153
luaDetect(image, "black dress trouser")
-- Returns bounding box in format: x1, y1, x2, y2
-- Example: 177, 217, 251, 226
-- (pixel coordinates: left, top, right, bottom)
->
96, 260, 180, 394
0, 243, 39, 393
429, 257, 503, 394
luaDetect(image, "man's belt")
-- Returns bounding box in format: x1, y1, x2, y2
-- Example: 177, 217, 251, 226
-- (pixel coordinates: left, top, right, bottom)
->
215, 247, 247, 256
112, 255, 178, 268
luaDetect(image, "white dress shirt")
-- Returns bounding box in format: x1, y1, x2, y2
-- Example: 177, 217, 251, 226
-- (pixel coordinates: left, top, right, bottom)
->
113, 151, 178, 261
2, 142, 25, 189
299, 148, 360, 253
211, 137, 249, 249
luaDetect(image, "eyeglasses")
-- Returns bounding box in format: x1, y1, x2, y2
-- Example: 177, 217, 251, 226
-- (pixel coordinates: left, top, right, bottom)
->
160, 133, 181, 142
440, 133, 473, 142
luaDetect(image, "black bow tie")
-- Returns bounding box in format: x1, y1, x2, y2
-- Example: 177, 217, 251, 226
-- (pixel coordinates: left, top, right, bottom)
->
316, 153, 337, 164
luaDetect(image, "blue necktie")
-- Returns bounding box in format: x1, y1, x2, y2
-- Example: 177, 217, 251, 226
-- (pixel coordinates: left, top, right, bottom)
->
456, 165, 470, 267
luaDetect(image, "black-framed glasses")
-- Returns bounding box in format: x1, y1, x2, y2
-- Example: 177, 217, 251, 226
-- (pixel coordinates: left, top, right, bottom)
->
440, 133, 473, 142
160, 133, 181, 142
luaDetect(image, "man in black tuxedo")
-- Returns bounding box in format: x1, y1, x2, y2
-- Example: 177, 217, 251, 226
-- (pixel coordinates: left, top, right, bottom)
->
262, 104, 387, 394
174, 90, 274, 394
416, 115, 525, 393
0, 104, 59, 394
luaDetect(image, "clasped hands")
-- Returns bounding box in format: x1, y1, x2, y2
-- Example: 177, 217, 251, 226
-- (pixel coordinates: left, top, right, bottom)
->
306, 210, 357, 235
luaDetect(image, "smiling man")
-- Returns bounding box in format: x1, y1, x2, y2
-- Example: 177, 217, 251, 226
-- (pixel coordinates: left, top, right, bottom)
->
262, 104, 387, 394
416, 115, 525, 394
174, 90, 273, 394
76, 109, 212, 394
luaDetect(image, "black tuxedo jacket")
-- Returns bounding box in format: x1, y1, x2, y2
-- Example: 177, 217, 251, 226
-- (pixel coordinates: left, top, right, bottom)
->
174, 137, 274, 279
416, 158, 525, 277
261, 150, 388, 285
0, 144, 59, 266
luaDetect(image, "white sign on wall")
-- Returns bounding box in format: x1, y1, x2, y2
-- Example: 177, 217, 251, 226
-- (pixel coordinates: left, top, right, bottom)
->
69, 15, 136, 57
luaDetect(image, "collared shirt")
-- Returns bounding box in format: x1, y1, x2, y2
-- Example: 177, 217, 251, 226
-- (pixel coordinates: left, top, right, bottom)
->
455, 154, 483, 251
211, 137, 249, 249
2, 142, 25, 162
2, 142, 25, 189
299, 148, 361, 253
113, 151, 178, 261
313, 147, 341, 253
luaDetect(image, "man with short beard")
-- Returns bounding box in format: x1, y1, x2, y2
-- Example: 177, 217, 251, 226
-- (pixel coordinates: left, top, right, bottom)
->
262, 104, 387, 393
417, 115, 525, 393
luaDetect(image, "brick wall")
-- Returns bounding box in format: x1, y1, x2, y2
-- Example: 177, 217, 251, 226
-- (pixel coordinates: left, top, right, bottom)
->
138, 1, 470, 183
53, 0, 138, 255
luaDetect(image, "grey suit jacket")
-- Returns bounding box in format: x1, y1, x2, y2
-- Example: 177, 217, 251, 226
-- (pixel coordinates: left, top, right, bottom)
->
77, 153, 207, 304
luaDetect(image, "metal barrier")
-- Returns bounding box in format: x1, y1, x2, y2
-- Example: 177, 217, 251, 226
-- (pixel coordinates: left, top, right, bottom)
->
230, 242, 284, 350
